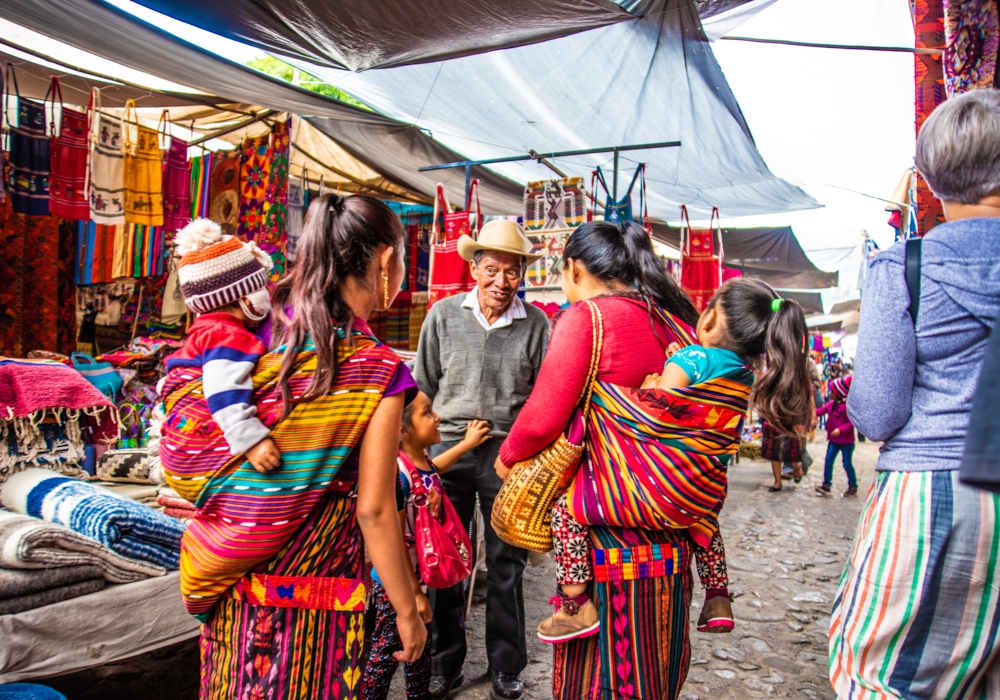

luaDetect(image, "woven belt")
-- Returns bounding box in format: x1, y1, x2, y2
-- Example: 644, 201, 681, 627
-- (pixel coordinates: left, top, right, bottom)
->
591, 542, 689, 583
230, 574, 366, 611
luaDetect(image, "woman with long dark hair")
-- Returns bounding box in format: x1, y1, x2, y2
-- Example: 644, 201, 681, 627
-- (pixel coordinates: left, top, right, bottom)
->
497, 221, 809, 699
169, 194, 425, 699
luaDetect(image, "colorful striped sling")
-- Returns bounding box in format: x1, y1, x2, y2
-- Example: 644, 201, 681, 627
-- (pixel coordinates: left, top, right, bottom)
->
566, 308, 750, 548
159, 326, 400, 619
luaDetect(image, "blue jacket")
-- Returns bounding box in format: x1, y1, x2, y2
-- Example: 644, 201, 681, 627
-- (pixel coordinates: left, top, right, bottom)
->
848, 218, 1000, 472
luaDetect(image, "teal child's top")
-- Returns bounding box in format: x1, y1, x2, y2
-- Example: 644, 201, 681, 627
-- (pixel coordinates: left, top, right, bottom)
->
666, 345, 753, 386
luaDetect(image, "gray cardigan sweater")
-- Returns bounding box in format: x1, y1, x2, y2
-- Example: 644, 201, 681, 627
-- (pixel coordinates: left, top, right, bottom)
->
848, 218, 1000, 471
413, 294, 550, 439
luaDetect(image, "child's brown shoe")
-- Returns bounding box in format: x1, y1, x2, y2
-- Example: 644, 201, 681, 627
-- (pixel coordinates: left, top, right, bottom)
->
697, 594, 735, 633
537, 594, 600, 644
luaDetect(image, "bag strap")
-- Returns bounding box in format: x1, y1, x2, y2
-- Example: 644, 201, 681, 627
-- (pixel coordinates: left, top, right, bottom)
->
578, 300, 605, 427
398, 453, 429, 500
469, 179, 481, 237
711, 206, 723, 276
432, 183, 451, 244
680, 205, 691, 256
48, 76, 64, 136
123, 99, 136, 151
906, 237, 922, 324
71, 352, 98, 366
3, 62, 16, 129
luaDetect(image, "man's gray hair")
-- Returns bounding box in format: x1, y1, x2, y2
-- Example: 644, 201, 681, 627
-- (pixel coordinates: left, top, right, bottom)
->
916, 88, 1000, 205
472, 249, 528, 277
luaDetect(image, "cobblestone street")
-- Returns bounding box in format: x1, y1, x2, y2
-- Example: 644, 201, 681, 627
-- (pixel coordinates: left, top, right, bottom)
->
388, 437, 877, 699
42, 437, 874, 700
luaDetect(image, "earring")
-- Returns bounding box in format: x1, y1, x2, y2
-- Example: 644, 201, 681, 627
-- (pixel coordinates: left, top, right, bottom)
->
382, 271, 390, 311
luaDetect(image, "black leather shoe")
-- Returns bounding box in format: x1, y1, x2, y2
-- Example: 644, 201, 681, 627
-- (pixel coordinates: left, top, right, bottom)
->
428, 670, 464, 700
489, 668, 525, 700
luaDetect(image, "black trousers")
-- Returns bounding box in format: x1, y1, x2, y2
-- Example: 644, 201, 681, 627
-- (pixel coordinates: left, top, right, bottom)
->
427, 438, 528, 677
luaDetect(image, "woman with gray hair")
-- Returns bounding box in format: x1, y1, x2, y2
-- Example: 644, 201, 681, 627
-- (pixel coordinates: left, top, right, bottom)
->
829, 89, 1000, 699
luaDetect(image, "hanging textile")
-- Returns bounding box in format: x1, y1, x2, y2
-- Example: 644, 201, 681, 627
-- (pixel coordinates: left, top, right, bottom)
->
260, 118, 290, 281
943, 0, 999, 97
428, 181, 479, 308
161, 116, 191, 233
237, 133, 271, 242
5, 63, 50, 216
385, 290, 411, 350
113, 224, 166, 278
189, 152, 213, 219
0, 199, 76, 356
286, 170, 305, 264
122, 101, 163, 226
409, 292, 428, 349
525, 231, 569, 289
523, 177, 587, 231
680, 206, 723, 312
208, 151, 240, 234
75, 221, 118, 285
48, 77, 90, 220
590, 164, 647, 226
914, 0, 945, 235
88, 89, 125, 225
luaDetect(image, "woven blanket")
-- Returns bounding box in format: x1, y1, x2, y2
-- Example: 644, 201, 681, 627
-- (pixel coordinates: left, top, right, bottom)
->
0, 358, 118, 441
0, 469, 185, 569
0, 423, 86, 484
0, 575, 105, 614
95, 449, 155, 483
0, 562, 102, 600
0, 509, 165, 582
160, 326, 399, 618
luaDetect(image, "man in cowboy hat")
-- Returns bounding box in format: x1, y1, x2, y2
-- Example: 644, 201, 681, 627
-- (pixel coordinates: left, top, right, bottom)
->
414, 219, 549, 700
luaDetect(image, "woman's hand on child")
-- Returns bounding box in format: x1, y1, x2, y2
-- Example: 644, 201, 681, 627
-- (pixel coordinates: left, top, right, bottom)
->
461, 420, 492, 450
665, 342, 681, 359
393, 611, 428, 663
246, 437, 281, 474
832, 428, 842, 437
641, 373, 662, 389
415, 591, 433, 624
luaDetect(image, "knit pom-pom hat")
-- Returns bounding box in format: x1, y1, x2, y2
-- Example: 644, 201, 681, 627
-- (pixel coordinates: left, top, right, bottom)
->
174, 219, 273, 314
830, 375, 853, 400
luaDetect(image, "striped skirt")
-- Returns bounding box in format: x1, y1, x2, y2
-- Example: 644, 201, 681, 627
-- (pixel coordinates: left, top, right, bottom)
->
830, 470, 1000, 700
553, 526, 693, 700
199, 491, 366, 700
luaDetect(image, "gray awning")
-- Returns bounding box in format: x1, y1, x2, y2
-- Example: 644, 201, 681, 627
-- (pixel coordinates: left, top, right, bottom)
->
295, 0, 820, 219
129, 0, 636, 71
652, 223, 840, 289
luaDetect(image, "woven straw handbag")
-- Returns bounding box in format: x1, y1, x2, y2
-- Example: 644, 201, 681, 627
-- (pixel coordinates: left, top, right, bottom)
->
492, 299, 604, 552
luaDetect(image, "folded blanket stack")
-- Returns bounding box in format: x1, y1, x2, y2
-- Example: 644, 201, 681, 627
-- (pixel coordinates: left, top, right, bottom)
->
0, 358, 120, 484
0, 564, 105, 614
1, 469, 185, 569
0, 510, 165, 583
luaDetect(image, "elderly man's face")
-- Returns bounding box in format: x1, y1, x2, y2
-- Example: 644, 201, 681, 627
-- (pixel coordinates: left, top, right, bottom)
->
471, 251, 523, 315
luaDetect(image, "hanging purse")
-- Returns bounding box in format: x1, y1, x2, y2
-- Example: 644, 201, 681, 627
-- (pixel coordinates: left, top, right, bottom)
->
400, 452, 474, 590
428, 181, 480, 308
491, 299, 604, 553
679, 205, 723, 312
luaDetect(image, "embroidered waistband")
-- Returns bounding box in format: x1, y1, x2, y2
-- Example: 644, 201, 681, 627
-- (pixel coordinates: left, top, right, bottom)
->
591, 542, 689, 583
230, 574, 366, 611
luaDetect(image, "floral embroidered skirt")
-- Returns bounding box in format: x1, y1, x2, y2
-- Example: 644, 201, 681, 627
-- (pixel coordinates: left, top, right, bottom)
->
553, 525, 693, 700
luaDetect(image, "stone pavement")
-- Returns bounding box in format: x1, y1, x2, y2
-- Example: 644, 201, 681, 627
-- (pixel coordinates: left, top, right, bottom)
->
388, 437, 877, 699
41, 437, 875, 700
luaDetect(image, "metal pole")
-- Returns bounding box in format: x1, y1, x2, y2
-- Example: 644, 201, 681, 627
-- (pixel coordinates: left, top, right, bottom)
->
187, 110, 277, 146
612, 149, 620, 201
465, 164, 472, 210
417, 140, 681, 172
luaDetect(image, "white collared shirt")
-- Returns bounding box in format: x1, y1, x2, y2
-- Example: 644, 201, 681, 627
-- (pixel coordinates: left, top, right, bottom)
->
461, 289, 526, 330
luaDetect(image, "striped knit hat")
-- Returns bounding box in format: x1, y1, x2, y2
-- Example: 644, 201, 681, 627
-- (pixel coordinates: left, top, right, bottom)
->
174, 219, 273, 314
830, 375, 853, 400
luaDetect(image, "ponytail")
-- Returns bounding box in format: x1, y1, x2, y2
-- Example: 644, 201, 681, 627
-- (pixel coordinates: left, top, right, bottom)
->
711, 278, 812, 435
270, 194, 404, 419
563, 220, 699, 327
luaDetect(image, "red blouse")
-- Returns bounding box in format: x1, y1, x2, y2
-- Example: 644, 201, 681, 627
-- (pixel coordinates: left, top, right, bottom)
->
499, 295, 696, 466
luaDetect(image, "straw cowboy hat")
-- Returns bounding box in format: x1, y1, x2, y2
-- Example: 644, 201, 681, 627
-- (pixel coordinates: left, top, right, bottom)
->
457, 219, 543, 263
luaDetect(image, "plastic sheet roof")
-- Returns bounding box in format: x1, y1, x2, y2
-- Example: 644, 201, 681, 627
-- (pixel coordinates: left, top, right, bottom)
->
292, 0, 820, 218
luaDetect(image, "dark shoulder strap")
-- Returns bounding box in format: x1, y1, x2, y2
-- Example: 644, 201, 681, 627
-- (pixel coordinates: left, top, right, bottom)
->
905, 237, 923, 324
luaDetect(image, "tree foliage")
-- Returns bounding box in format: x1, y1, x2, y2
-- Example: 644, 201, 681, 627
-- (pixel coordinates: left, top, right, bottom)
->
246, 55, 371, 111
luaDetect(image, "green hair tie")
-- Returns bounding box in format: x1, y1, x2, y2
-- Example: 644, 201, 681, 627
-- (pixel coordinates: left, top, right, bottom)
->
771, 298, 785, 313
